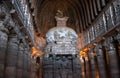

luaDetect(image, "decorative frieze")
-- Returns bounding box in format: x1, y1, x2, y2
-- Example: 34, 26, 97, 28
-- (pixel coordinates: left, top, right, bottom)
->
113, 0, 120, 24
12, 0, 34, 42
105, 6, 114, 30
77, 0, 120, 50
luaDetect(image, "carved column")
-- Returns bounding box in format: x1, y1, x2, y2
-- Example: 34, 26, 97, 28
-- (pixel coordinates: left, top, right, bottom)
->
5, 35, 18, 78
107, 42, 120, 78
0, 26, 9, 78
27, 53, 31, 78
72, 55, 82, 78
84, 56, 91, 78
16, 42, 24, 78
95, 46, 107, 78
80, 56, 86, 78
23, 49, 29, 78
39, 55, 44, 78
30, 58, 36, 78
116, 33, 120, 65
88, 49, 96, 78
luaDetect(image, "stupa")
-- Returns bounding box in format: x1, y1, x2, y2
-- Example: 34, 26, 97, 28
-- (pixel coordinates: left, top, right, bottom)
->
45, 10, 78, 56
43, 10, 81, 78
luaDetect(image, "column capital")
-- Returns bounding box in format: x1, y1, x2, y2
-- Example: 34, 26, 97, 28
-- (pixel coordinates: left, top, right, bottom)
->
84, 56, 89, 61
108, 42, 116, 51
0, 21, 9, 34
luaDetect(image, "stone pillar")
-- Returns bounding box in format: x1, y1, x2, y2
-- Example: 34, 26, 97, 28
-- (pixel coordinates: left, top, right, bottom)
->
107, 42, 120, 78
23, 48, 31, 78
116, 33, 120, 67
53, 54, 56, 78
31, 58, 36, 78
88, 49, 96, 78
5, 35, 18, 78
0, 29, 8, 78
27, 53, 31, 78
84, 56, 91, 78
96, 46, 107, 78
23, 50, 28, 78
39, 55, 44, 78
16, 43, 24, 78
80, 56, 86, 78
72, 55, 82, 78
29, 49, 34, 78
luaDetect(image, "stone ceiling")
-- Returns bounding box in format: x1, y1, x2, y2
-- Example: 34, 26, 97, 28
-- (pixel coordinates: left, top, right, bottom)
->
34, 0, 111, 36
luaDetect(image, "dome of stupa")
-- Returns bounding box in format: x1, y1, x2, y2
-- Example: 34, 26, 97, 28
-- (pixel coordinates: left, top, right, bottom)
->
46, 11, 78, 43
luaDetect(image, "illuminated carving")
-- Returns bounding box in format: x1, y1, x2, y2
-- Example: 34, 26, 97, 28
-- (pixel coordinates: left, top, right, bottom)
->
45, 11, 78, 55
46, 10, 78, 43
32, 47, 44, 57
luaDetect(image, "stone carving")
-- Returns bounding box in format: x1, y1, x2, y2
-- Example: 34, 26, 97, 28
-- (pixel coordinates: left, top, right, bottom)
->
45, 11, 78, 55
0, 6, 9, 48
0, 12, 6, 21
46, 27, 78, 43
105, 7, 112, 28
113, 0, 120, 23
43, 55, 81, 78
46, 10, 78, 43
0, 22, 9, 33
0, 21, 8, 44
44, 11, 80, 78
0, 31, 8, 44
56, 10, 64, 18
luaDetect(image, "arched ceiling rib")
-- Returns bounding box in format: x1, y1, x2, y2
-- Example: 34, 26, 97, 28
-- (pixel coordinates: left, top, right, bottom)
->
33, 0, 111, 36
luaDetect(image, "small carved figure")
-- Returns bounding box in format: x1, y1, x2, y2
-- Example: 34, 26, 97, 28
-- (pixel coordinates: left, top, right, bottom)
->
56, 10, 64, 18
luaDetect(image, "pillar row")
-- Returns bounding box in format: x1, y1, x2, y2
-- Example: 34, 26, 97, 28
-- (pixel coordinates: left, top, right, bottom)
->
5, 35, 18, 78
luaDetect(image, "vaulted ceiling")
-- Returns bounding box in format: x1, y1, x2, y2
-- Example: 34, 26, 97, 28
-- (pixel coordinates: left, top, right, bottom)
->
33, 0, 111, 36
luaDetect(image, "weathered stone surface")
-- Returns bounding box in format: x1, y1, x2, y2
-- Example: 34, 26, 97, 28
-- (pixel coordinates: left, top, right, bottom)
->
5, 36, 18, 78
107, 42, 120, 78
43, 55, 81, 78
0, 26, 8, 78
16, 50, 24, 78
0, 2, 32, 78
96, 47, 107, 78
45, 13, 78, 55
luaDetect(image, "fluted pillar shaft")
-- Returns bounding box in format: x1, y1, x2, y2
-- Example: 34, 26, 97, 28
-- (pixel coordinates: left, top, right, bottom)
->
5, 35, 18, 78
16, 43, 24, 78
23, 51, 28, 78
96, 47, 107, 78
88, 50, 96, 78
85, 57, 91, 78
0, 31, 8, 78
80, 56, 86, 78
27, 53, 31, 78
39, 55, 44, 78
107, 42, 120, 78
31, 58, 36, 78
